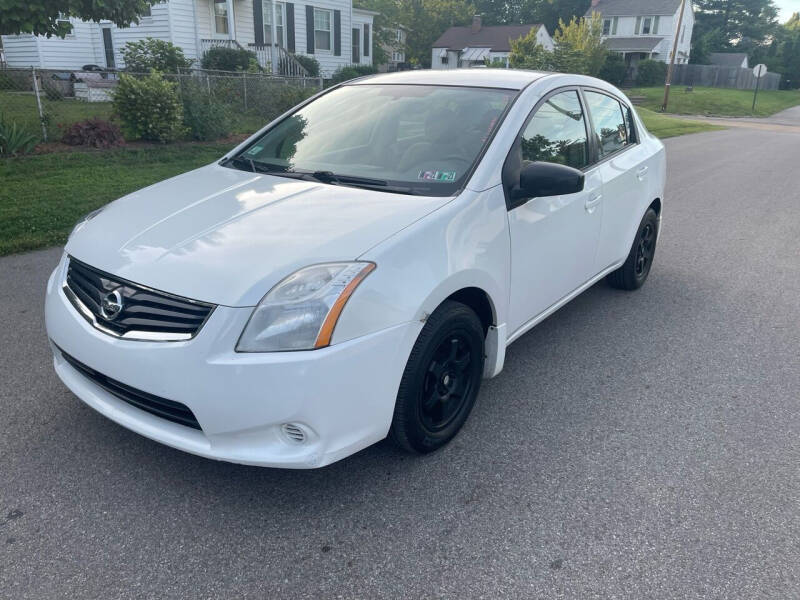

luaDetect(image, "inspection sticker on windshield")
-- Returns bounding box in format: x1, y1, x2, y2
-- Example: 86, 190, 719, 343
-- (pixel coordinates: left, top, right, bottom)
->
418, 170, 456, 182
245, 145, 264, 155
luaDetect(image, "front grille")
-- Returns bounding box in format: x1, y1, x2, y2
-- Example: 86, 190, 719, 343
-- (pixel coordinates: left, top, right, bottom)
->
64, 257, 215, 341
58, 346, 202, 430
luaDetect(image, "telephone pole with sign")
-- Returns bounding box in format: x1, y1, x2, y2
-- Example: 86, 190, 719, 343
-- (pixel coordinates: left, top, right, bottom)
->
752, 64, 767, 112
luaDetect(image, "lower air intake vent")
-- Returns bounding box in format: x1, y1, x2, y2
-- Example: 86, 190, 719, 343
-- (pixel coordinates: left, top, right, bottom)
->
57, 346, 202, 430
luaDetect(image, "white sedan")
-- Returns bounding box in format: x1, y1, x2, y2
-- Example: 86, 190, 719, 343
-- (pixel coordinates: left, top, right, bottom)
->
45, 69, 665, 468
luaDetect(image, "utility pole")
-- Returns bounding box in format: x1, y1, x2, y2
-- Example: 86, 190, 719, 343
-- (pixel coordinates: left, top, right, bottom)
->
661, 0, 687, 112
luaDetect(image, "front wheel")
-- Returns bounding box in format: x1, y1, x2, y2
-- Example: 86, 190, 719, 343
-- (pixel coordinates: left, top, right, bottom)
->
606, 208, 659, 290
389, 300, 485, 454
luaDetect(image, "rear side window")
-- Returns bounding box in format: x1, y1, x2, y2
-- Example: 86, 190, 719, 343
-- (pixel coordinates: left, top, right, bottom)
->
519, 90, 589, 169
584, 91, 629, 157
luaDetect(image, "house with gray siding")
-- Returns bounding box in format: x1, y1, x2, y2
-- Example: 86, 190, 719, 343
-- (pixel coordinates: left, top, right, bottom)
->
0, 0, 376, 77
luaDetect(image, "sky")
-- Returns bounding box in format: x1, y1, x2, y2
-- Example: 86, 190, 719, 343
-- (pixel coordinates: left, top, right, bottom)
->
775, 0, 800, 21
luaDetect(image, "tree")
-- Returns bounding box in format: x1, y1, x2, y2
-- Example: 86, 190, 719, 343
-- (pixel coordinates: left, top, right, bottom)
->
400, 0, 476, 67
552, 13, 607, 75
122, 39, 192, 73
509, 13, 607, 76
691, 0, 779, 59
0, 0, 158, 37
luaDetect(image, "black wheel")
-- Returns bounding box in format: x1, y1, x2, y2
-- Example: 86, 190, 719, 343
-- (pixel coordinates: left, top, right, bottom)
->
606, 208, 659, 291
390, 300, 485, 454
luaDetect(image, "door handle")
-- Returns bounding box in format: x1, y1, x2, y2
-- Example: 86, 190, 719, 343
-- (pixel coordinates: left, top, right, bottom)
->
636, 166, 649, 180
585, 194, 602, 213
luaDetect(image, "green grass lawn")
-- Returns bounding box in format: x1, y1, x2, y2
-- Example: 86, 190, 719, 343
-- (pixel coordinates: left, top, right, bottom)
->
637, 107, 724, 138
627, 86, 800, 117
0, 143, 234, 256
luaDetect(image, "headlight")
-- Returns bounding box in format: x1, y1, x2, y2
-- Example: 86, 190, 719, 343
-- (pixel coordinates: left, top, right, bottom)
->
69, 207, 104, 239
236, 262, 375, 352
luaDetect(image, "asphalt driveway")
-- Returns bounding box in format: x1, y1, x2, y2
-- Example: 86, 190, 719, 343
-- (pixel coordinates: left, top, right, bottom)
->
1, 125, 799, 598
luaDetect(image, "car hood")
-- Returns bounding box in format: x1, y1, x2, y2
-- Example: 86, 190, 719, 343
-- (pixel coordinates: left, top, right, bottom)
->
66, 163, 451, 306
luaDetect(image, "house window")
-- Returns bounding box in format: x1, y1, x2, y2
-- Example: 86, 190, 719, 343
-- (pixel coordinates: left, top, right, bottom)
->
441, 55, 448, 65
263, 1, 286, 46
314, 8, 332, 52
141, 4, 152, 17
641, 17, 652, 34
396, 29, 402, 42
213, 0, 229, 36
57, 13, 75, 38
392, 51, 404, 63
603, 19, 611, 35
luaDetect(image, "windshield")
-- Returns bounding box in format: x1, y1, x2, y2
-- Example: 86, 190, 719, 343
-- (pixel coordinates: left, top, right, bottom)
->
231, 84, 516, 196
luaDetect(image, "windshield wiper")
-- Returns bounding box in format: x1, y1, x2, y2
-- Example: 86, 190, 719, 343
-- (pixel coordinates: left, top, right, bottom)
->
225, 156, 308, 178
309, 170, 388, 187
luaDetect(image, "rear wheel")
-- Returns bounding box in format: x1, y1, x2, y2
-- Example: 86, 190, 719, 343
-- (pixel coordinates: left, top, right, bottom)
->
606, 208, 659, 290
390, 300, 485, 454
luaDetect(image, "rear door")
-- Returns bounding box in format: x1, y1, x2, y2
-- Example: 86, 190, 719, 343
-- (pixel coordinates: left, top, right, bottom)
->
505, 88, 604, 335
582, 89, 651, 270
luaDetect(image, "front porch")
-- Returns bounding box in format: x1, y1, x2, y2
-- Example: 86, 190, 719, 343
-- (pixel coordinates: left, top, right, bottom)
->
196, 0, 309, 76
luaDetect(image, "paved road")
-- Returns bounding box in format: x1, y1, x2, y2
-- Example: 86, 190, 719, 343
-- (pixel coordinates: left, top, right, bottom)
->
2, 126, 800, 599
685, 103, 800, 134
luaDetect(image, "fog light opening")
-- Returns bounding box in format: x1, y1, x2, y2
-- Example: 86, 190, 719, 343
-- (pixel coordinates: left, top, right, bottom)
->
281, 423, 307, 444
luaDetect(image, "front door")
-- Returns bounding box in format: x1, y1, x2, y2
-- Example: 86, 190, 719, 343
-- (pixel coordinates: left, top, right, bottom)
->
352, 27, 360, 63
102, 28, 115, 69
507, 89, 603, 334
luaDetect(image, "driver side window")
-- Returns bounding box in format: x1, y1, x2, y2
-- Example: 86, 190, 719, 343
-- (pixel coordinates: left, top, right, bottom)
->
520, 91, 589, 170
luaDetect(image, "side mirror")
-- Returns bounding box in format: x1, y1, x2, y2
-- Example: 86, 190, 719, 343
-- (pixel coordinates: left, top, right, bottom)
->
512, 161, 585, 204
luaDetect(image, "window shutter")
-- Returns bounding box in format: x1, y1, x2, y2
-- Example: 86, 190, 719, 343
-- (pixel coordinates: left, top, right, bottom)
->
635, 16, 641, 34
306, 5, 315, 53
612, 17, 618, 35
363, 24, 369, 57
333, 10, 341, 56
286, 3, 295, 52
653, 16, 659, 34
254, 0, 264, 45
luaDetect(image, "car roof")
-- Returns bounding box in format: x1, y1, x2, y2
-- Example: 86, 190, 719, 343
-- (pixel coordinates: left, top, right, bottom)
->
349, 69, 552, 91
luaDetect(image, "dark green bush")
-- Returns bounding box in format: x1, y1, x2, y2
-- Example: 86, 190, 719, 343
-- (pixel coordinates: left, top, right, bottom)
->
180, 80, 233, 141
636, 59, 668, 86
113, 73, 185, 142
122, 38, 193, 73
245, 82, 316, 123
328, 65, 378, 86
293, 54, 320, 77
201, 47, 258, 71
599, 53, 627, 86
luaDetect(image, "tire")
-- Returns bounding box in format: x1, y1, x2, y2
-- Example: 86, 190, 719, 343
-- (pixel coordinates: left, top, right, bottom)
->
606, 208, 659, 291
390, 300, 485, 454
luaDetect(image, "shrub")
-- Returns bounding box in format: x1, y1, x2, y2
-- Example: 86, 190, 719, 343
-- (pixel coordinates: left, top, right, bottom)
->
328, 65, 378, 86
0, 116, 38, 156
122, 38, 193, 73
113, 73, 184, 142
599, 53, 627, 86
180, 80, 233, 140
201, 46, 258, 71
293, 54, 320, 77
246, 82, 316, 123
636, 59, 668, 86
61, 118, 124, 148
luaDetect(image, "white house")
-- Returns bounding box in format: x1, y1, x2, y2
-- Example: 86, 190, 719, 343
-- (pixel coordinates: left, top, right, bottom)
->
379, 26, 408, 72
586, 0, 694, 71
431, 17, 553, 70
0, 0, 376, 77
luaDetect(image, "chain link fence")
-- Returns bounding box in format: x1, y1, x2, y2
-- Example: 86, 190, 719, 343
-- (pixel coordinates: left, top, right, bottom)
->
0, 66, 323, 143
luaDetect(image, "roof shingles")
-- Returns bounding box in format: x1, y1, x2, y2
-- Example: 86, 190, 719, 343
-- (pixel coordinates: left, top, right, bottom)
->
432, 24, 541, 52
585, 0, 682, 17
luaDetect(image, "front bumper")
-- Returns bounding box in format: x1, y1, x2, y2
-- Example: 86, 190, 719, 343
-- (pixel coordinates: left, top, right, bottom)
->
45, 257, 421, 468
